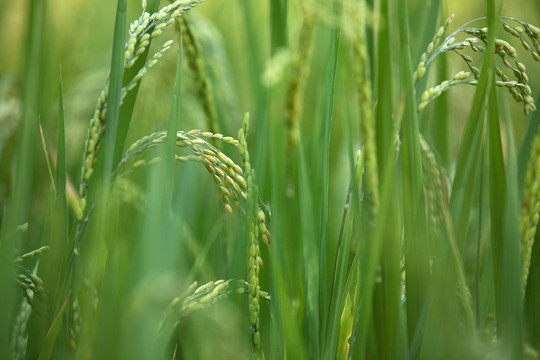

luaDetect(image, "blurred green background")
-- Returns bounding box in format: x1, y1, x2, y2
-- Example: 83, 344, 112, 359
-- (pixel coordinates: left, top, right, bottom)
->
2, 0, 540, 358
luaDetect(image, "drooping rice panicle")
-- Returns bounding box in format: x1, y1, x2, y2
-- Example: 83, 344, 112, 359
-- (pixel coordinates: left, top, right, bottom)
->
117, 129, 246, 214
415, 15, 538, 115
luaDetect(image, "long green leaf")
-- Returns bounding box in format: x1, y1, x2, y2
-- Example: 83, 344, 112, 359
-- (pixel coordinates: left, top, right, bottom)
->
490, 56, 523, 358
37, 292, 70, 360
102, 0, 127, 184
398, 0, 429, 343
297, 138, 320, 358
319, 0, 342, 351
0, 0, 46, 353
56, 66, 67, 212
270, 0, 287, 52
89, 1, 127, 356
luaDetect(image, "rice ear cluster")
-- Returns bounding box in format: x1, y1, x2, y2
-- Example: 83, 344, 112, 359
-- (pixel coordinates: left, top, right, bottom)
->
501, 18, 540, 64
238, 113, 269, 350
158, 280, 232, 332
16, 273, 46, 307
10, 298, 32, 360
417, 71, 474, 112
10, 263, 45, 360
179, 280, 231, 317
14, 249, 49, 308
413, 13, 455, 84
462, 26, 536, 115
414, 15, 539, 115
119, 129, 246, 213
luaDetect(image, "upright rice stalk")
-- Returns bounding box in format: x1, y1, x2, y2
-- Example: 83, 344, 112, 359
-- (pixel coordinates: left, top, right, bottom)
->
238, 113, 267, 351
352, 0, 379, 217
521, 131, 540, 294
285, 4, 314, 152
177, 14, 219, 133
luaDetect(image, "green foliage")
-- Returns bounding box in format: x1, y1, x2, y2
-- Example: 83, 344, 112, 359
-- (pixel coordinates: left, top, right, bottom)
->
2, 0, 540, 359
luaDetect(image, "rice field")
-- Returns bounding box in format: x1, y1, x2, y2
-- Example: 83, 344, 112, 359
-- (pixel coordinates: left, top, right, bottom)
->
1, 0, 540, 358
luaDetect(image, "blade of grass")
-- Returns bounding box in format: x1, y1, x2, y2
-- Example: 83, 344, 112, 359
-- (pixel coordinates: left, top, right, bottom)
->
431, 54, 449, 166
270, 117, 307, 359
325, 110, 358, 358
102, 0, 127, 187
349, 0, 399, 356
88, 1, 127, 356
486, 72, 508, 337
37, 292, 70, 360
118, 29, 183, 359
56, 66, 67, 217
490, 75, 523, 357
319, 0, 342, 349
297, 137, 320, 358
349, 150, 397, 358
270, 0, 287, 52
0, 0, 46, 353
398, 0, 429, 343
374, 0, 394, 175
31, 68, 71, 357
39, 120, 56, 196
449, 10, 495, 253
239, 0, 270, 195
500, 113, 523, 359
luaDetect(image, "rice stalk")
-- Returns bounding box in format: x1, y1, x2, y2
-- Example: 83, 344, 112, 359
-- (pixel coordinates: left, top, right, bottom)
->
285, 4, 314, 152
238, 113, 267, 350
177, 15, 219, 133
352, 0, 379, 217
521, 131, 540, 294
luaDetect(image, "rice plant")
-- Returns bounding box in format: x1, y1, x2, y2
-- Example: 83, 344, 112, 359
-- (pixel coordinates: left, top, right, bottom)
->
1, 0, 540, 358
